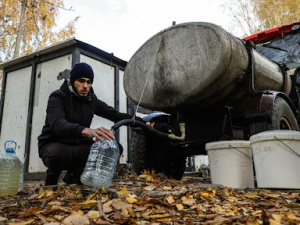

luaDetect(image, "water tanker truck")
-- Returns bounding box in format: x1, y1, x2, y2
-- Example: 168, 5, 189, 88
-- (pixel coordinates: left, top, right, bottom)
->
113, 22, 300, 179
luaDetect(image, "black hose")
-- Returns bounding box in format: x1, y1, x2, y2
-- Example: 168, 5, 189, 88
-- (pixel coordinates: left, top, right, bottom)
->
111, 119, 169, 140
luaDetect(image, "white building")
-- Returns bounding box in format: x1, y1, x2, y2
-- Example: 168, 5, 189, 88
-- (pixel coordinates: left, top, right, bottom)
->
0, 38, 133, 180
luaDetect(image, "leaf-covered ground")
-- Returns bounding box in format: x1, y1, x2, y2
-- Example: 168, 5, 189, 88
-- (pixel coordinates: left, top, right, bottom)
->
1, 172, 300, 225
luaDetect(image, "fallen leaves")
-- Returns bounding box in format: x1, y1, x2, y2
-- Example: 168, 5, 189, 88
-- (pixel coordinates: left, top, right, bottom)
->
1, 173, 300, 224
8, 219, 36, 225
78, 200, 98, 208
18, 207, 42, 218
62, 214, 89, 225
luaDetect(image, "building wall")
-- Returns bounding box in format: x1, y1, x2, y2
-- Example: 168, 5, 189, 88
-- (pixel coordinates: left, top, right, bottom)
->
0, 66, 32, 164
28, 54, 72, 172
119, 70, 129, 164
0, 44, 129, 174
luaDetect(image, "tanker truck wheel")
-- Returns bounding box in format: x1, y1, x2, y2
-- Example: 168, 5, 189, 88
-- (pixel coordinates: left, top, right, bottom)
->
163, 150, 186, 180
131, 131, 152, 174
250, 96, 299, 135
131, 131, 186, 180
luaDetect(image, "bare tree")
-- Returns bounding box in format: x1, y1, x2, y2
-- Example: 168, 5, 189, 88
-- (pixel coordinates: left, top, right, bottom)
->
223, 0, 300, 38
222, 0, 260, 37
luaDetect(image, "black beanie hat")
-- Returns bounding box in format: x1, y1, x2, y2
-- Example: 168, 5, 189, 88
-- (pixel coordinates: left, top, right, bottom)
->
70, 63, 94, 84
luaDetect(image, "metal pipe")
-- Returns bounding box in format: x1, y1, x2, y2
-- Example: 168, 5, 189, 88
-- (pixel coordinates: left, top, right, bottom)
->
111, 119, 169, 139
111, 119, 186, 141
168, 123, 186, 140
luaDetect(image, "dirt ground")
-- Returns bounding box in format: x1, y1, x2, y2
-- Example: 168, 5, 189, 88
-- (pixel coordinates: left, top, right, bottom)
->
1, 173, 300, 225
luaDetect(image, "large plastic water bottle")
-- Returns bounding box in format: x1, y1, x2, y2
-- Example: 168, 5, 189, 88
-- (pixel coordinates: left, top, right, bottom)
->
80, 137, 120, 190
0, 141, 22, 197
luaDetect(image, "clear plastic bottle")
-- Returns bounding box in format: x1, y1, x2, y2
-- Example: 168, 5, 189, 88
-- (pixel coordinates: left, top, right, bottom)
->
81, 137, 120, 190
0, 141, 22, 197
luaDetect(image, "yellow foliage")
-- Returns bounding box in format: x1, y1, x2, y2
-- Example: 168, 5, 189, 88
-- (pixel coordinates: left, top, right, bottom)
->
252, 0, 300, 30
223, 0, 300, 37
0, 0, 78, 61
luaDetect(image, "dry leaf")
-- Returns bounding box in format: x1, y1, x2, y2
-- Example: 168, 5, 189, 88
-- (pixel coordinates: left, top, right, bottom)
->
165, 195, 175, 204
146, 213, 172, 219
71, 210, 84, 216
53, 215, 65, 221
103, 201, 113, 213
48, 200, 63, 206
144, 185, 156, 191
27, 193, 38, 200
264, 193, 280, 198
118, 188, 130, 197
228, 196, 238, 202
120, 208, 130, 218
87, 210, 100, 219
139, 174, 154, 183
62, 214, 89, 225
126, 197, 138, 204
78, 200, 98, 208
244, 194, 260, 199
182, 198, 196, 206
163, 186, 172, 190
0, 217, 8, 223
111, 199, 132, 210
269, 219, 281, 225
74, 189, 82, 199
134, 206, 147, 212
252, 210, 262, 217
225, 211, 235, 217
201, 192, 210, 202
18, 207, 42, 218
176, 204, 184, 210
213, 215, 230, 223
287, 213, 300, 221
8, 219, 36, 225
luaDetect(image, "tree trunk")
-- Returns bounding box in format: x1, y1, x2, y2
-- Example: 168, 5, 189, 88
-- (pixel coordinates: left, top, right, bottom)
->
14, 0, 27, 58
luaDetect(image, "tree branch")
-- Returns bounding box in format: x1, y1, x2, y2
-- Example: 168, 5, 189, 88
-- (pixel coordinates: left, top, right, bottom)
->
40, 0, 75, 11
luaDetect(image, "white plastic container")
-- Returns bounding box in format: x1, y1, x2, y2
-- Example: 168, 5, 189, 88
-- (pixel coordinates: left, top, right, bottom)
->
250, 130, 300, 189
206, 140, 254, 188
0, 141, 22, 197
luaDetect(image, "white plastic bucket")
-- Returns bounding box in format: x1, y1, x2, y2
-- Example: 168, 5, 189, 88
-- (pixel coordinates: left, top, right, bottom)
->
205, 141, 254, 188
250, 130, 300, 189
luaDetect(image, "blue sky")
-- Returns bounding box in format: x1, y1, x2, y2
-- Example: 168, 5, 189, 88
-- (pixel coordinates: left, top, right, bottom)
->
58, 0, 235, 61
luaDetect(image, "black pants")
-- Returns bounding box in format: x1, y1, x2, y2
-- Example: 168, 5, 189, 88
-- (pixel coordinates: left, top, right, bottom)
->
40, 142, 123, 185
40, 142, 93, 183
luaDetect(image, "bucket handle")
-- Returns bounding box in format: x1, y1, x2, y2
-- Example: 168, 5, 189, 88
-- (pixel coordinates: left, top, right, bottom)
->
274, 136, 300, 158
229, 145, 252, 160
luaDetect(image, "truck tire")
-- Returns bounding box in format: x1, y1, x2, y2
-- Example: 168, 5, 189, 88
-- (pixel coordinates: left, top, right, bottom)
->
131, 131, 152, 174
163, 152, 186, 180
250, 96, 299, 135
131, 131, 186, 180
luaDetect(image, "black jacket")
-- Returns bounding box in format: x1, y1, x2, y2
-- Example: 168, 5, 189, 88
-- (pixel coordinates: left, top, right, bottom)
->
38, 80, 132, 154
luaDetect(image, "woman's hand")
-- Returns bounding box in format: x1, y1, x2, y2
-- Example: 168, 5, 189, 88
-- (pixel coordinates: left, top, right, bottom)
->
82, 127, 115, 141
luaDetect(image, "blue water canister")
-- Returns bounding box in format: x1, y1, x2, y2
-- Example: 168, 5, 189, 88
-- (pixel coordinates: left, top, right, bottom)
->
0, 141, 22, 197
80, 137, 120, 190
